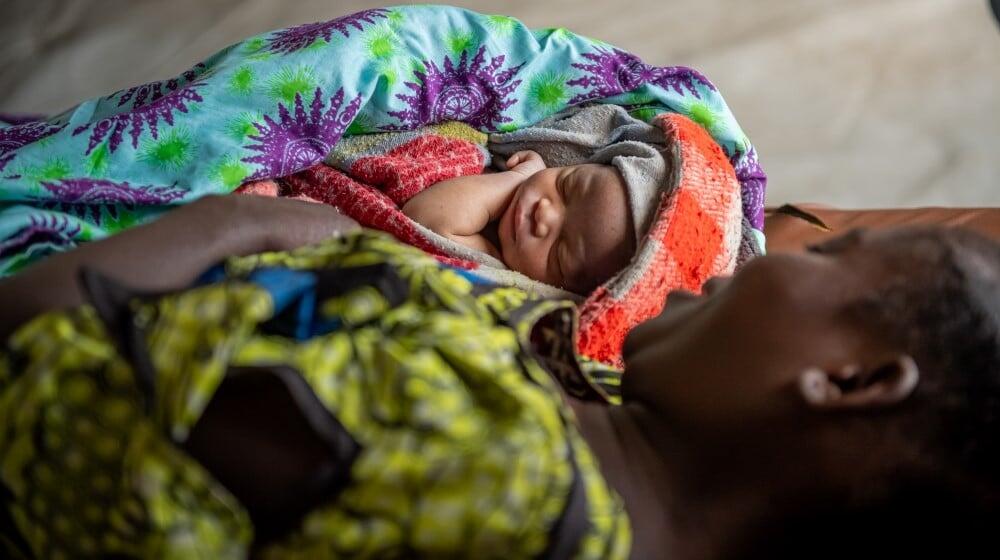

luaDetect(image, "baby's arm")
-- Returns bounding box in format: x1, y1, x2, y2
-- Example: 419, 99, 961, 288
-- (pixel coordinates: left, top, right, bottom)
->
402, 151, 544, 258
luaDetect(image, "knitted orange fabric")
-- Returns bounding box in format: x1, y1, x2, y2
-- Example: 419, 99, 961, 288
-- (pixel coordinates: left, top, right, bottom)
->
576, 113, 742, 367
350, 134, 486, 204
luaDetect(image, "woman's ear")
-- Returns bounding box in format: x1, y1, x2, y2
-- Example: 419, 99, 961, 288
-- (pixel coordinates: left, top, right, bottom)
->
797, 355, 920, 410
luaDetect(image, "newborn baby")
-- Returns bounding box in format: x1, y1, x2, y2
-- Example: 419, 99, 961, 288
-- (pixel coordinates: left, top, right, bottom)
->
402, 150, 635, 293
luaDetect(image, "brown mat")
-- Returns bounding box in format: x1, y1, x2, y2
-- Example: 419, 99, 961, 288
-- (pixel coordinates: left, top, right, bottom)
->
765, 205, 1000, 253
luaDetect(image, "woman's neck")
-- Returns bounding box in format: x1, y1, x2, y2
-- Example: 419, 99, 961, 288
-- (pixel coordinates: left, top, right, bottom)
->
571, 397, 845, 560
568, 398, 680, 558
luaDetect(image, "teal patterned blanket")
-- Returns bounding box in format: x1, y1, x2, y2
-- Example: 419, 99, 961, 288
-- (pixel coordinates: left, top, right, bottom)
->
0, 5, 766, 276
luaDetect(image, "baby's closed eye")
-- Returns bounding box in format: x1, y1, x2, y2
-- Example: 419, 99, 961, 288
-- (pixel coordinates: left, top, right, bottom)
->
547, 239, 565, 282
552, 237, 581, 288
556, 240, 569, 277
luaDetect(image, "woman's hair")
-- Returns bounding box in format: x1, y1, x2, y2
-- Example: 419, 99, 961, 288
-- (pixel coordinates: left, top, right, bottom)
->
852, 228, 1000, 495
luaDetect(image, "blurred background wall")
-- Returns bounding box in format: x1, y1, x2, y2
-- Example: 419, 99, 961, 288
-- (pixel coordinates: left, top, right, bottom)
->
1, 0, 997, 207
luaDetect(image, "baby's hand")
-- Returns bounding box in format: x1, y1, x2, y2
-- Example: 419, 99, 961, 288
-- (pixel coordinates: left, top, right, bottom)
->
506, 150, 546, 179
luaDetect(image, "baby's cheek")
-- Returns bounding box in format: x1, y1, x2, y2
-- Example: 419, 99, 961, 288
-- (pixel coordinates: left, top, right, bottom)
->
510, 245, 548, 282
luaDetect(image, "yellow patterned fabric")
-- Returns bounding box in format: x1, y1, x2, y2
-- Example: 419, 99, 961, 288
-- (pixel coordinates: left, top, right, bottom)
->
0, 231, 629, 559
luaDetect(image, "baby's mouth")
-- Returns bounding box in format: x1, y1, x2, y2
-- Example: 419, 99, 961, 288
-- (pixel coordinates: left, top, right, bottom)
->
511, 199, 523, 243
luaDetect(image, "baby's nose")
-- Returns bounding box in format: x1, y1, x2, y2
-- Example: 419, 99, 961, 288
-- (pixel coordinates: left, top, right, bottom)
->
532, 198, 559, 238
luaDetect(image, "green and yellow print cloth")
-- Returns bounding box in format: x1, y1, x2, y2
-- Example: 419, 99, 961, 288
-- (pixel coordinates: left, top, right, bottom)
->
0, 231, 630, 558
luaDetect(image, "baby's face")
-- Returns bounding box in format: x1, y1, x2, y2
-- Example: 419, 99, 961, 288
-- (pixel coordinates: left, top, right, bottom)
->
498, 163, 634, 293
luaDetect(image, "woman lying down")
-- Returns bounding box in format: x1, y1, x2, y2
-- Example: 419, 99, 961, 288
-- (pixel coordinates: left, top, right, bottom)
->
0, 194, 998, 559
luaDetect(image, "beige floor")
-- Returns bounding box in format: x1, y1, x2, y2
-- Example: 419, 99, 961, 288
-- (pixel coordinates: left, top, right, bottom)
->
2, 0, 998, 207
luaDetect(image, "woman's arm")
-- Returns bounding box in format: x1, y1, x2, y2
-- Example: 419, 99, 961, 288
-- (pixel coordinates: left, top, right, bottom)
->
0, 195, 359, 340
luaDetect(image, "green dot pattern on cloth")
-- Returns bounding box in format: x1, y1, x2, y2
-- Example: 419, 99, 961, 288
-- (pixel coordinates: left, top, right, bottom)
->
0, 4, 765, 277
